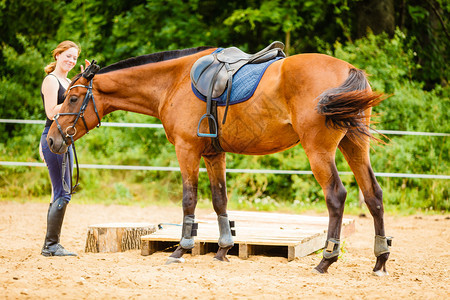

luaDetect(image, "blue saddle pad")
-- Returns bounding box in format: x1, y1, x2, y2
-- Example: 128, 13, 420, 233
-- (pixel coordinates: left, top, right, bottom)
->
192, 55, 283, 106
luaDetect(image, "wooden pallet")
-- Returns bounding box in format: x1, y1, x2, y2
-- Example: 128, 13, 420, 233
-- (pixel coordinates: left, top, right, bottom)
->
141, 211, 355, 261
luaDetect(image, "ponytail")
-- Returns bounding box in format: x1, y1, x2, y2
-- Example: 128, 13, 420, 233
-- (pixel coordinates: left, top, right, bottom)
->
44, 61, 57, 74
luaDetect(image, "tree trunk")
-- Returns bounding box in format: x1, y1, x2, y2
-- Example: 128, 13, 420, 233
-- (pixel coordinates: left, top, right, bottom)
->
285, 30, 291, 56
85, 223, 157, 253
355, 0, 395, 38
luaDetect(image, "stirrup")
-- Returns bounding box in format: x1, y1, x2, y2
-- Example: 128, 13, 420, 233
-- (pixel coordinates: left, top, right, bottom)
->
197, 113, 218, 138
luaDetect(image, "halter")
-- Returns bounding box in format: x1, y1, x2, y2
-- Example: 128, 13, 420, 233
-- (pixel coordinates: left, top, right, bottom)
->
53, 79, 102, 195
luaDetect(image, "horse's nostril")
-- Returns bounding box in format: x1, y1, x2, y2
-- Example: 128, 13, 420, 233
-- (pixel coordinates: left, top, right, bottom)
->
48, 137, 54, 148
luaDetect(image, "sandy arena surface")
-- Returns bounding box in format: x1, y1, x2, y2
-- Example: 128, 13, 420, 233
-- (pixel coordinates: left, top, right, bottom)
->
0, 201, 449, 299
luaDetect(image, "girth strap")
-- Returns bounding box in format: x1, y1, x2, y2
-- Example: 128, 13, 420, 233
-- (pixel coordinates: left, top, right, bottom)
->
222, 62, 233, 124
209, 101, 224, 152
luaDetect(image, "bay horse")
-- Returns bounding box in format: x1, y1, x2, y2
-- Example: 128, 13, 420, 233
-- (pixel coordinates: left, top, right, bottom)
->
47, 46, 390, 275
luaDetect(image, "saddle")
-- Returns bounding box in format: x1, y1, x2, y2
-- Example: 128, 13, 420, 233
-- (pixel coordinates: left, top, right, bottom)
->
191, 41, 285, 148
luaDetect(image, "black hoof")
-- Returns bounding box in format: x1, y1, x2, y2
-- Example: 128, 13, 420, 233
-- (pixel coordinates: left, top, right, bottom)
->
169, 246, 189, 260
373, 252, 389, 276
214, 246, 232, 262
313, 266, 327, 274
314, 256, 338, 274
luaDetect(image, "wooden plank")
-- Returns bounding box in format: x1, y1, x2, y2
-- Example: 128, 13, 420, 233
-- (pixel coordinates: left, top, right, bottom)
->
288, 232, 327, 261
192, 242, 208, 256
239, 243, 252, 259
141, 240, 150, 256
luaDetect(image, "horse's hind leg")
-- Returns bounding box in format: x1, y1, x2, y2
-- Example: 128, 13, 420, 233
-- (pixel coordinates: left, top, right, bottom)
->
338, 136, 390, 276
167, 146, 201, 264
302, 140, 348, 273
203, 153, 234, 262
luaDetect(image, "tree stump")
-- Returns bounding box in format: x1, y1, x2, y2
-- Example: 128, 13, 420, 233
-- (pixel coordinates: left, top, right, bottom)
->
85, 223, 157, 253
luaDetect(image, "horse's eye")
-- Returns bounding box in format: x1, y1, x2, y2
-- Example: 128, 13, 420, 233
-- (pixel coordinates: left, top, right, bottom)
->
70, 96, 78, 103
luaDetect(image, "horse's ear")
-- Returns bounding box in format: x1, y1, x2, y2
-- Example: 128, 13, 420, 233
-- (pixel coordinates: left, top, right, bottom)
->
82, 60, 100, 81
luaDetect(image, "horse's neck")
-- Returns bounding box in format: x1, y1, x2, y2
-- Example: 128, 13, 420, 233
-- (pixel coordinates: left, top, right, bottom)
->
95, 59, 190, 118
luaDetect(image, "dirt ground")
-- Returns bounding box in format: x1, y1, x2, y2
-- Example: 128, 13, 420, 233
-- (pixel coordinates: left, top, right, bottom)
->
0, 201, 449, 299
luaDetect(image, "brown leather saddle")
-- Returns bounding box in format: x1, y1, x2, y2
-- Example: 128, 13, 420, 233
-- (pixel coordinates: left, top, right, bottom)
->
190, 41, 285, 151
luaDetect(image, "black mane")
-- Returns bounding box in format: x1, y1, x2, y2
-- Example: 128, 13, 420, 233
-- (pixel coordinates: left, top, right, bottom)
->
98, 46, 214, 74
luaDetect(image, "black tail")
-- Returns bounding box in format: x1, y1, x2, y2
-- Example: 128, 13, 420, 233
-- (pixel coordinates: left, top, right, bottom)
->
316, 68, 386, 142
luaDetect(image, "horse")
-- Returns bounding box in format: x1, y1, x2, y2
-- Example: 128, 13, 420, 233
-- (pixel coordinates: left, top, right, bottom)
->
46, 45, 390, 276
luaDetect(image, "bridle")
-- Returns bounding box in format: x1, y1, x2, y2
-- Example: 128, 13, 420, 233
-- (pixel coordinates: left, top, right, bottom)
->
53, 79, 101, 195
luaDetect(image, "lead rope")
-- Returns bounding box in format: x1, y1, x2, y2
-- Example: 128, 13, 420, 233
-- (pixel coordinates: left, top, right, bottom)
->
62, 136, 80, 195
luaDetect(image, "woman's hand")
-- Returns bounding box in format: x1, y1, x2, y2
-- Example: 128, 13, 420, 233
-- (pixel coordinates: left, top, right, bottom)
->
80, 59, 91, 73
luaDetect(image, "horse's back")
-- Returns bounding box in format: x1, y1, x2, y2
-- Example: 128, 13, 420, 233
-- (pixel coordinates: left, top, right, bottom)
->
282, 53, 354, 91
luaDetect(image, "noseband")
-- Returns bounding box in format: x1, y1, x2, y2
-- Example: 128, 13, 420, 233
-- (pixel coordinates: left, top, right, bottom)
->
53, 79, 102, 195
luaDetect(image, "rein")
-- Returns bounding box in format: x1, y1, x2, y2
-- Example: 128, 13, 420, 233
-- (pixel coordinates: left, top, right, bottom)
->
53, 79, 101, 195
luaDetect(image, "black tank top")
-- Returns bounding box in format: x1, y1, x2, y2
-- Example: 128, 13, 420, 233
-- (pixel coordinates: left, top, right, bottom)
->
41, 74, 67, 127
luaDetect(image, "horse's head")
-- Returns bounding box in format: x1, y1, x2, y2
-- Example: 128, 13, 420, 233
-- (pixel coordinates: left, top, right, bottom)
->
47, 60, 101, 154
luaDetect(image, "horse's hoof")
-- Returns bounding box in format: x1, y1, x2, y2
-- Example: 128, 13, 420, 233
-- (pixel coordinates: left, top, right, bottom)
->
312, 267, 326, 274
372, 270, 389, 277
213, 257, 230, 262
165, 257, 185, 265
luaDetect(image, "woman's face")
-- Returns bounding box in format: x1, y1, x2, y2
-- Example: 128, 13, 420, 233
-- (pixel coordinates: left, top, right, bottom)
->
56, 47, 78, 73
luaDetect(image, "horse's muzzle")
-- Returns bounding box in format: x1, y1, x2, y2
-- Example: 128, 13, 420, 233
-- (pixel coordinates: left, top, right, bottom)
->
47, 135, 68, 154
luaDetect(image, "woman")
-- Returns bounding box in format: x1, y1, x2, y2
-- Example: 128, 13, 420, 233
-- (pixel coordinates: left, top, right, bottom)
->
40, 40, 89, 256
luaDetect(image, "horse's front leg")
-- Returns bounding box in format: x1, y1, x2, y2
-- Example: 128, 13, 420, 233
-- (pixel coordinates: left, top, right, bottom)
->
166, 146, 201, 264
203, 153, 234, 262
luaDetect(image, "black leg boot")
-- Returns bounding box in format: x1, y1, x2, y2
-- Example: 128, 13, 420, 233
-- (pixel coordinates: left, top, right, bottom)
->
41, 197, 77, 256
